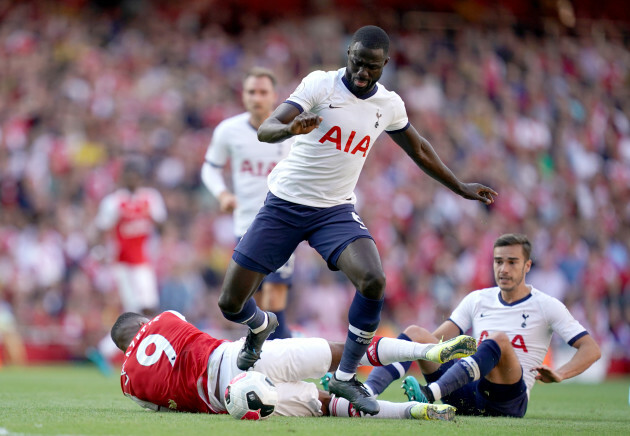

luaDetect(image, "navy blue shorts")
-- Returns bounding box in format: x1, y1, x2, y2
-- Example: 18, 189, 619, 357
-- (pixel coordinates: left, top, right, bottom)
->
234, 193, 373, 274
236, 236, 294, 286
424, 360, 529, 417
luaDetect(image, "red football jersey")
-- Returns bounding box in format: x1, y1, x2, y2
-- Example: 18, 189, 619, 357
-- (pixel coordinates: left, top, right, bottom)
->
96, 188, 167, 264
120, 311, 227, 413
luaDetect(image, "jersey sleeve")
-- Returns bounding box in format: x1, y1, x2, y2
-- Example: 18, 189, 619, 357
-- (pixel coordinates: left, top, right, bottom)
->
94, 194, 119, 230
543, 297, 588, 345
286, 70, 330, 113
448, 291, 476, 333
385, 92, 409, 133
204, 122, 231, 167
126, 395, 177, 412
147, 189, 167, 223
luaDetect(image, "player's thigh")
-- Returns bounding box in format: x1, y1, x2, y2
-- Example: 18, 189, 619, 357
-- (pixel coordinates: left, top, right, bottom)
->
253, 337, 332, 383
307, 204, 374, 271
485, 335, 523, 385
113, 264, 140, 312
130, 265, 159, 306
259, 282, 289, 311
235, 209, 304, 273
274, 381, 323, 417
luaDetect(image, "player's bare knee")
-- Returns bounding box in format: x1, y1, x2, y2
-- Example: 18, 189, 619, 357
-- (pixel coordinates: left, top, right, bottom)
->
357, 269, 386, 300
403, 325, 434, 343
487, 332, 511, 350
218, 293, 244, 314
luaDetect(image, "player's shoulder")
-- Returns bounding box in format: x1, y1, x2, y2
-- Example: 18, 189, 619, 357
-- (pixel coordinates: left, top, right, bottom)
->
305, 69, 338, 82
374, 81, 405, 105
215, 112, 250, 131
101, 188, 129, 204
160, 310, 187, 321
135, 186, 164, 199
468, 286, 499, 299
528, 286, 565, 307
297, 69, 340, 92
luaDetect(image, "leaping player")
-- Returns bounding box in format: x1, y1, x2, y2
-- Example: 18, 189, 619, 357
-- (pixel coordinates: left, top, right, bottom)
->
215, 25, 498, 415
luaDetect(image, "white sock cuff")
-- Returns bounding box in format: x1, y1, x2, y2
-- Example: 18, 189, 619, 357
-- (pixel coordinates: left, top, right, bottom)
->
250, 312, 268, 334
462, 356, 481, 381
429, 383, 442, 402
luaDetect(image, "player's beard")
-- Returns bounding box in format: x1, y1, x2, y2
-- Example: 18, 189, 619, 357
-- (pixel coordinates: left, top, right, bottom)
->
496, 267, 526, 293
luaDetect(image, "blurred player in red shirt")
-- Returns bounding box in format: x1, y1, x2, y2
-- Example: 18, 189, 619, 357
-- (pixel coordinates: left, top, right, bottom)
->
95, 159, 167, 315
89, 159, 167, 373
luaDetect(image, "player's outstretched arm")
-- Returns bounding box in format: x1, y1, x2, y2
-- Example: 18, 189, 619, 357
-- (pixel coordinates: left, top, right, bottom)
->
532, 334, 601, 383
258, 103, 322, 143
388, 126, 497, 205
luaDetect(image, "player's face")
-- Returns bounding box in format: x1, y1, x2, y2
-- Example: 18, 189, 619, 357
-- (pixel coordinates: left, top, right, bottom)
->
493, 245, 532, 293
345, 42, 389, 95
242, 76, 277, 120
346, 42, 389, 95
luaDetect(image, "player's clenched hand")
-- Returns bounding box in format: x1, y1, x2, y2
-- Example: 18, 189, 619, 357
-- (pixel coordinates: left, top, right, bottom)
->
531, 365, 563, 383
219, 191, 237, 213
458, 183, 498, 205
289, 112, 322, 135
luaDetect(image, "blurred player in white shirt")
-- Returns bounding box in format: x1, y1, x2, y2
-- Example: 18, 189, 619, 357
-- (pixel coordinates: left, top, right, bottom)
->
367, 233, 601, 417
201, 68, 294, 339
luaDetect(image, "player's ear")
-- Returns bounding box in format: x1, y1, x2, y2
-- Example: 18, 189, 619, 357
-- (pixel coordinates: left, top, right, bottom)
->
383, 56, 390, 67
524, 259, 532, 273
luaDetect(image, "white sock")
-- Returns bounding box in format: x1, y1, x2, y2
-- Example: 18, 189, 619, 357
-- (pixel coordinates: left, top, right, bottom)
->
329, 395, 416, 419
428, 383, 442, 402
250, 313, 268, 334
97, 335, 120, 359
334, 369, 355, 381
359, 337, 432, 366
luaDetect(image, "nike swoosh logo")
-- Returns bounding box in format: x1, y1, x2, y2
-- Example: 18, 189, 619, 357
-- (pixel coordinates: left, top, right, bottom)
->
480, 313, 486, 317
329, 104, 341, 109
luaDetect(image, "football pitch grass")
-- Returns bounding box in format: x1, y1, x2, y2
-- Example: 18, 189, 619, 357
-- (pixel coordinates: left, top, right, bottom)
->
0, 365, 628, 436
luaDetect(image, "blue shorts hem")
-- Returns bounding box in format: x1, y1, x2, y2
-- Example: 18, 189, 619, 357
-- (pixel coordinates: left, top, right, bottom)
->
233, 251, 272, 275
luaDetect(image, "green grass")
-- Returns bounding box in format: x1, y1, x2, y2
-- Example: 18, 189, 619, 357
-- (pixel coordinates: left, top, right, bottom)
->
0, 365, 628, 435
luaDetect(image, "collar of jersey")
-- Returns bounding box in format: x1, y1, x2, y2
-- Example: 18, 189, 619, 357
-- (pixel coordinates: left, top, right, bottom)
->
497, 289, 533, 306
341, 75, 379, 99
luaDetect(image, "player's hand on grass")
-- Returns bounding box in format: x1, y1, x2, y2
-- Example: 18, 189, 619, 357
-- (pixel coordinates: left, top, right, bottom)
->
458, 183, 498, 205
289, 112, 322, 135
531, 365, 563, 383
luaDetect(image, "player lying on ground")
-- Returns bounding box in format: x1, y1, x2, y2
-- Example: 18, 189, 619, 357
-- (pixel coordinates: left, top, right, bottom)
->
111, 310, 477, 420
357, 233, 601, 417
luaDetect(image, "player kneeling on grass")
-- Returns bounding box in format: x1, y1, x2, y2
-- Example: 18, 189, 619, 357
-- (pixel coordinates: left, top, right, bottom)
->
111, 310, 477, 420
360, 233, 601, 418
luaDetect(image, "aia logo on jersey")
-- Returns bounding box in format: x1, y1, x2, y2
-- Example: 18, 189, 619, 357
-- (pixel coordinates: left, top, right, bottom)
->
319, 126, 371, 157
241, 160, 277, 177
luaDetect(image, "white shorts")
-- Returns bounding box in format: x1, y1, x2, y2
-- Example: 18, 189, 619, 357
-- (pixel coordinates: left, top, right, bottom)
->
113, 263, 159, 313
210, 337, 331, 417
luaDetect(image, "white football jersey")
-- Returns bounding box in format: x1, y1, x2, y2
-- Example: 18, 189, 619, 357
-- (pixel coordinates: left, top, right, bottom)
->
268, 68, 409, 207
449, 286, 587, 394
204, 112, 292, 236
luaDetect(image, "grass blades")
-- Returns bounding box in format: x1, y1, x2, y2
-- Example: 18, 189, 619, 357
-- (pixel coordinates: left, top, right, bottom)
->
0, 365, 628, 436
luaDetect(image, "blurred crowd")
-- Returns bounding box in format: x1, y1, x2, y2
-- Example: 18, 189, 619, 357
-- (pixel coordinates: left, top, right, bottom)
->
0, 0, 629, 372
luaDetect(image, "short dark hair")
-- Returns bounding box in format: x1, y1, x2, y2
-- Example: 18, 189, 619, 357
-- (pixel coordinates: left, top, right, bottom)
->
245, 67, 277, 87
111, 312, 146, 351
494, 233, 532, 261
350, 25, 390, 55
